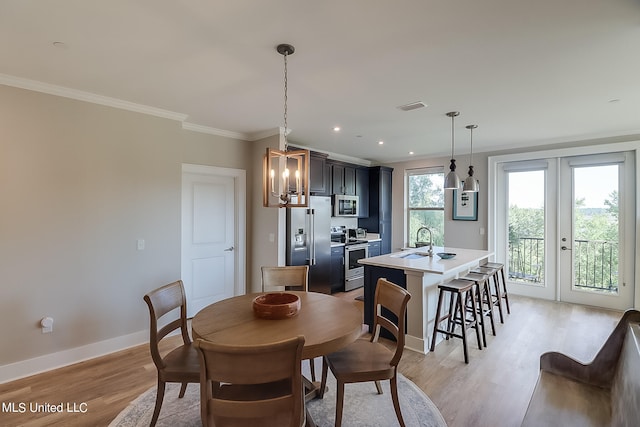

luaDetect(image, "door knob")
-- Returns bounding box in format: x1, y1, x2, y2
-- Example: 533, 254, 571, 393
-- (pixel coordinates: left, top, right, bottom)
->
561, 246, 571, 251
224, 246, 235, 252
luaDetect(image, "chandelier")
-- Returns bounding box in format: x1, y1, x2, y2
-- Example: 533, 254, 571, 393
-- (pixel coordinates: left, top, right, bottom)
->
263, 44, 310, 208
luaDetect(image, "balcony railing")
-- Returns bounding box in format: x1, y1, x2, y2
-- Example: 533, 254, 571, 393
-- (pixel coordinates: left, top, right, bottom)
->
508, 237, 544, 283
573, 239, 618, 292
508, 237, 619, 292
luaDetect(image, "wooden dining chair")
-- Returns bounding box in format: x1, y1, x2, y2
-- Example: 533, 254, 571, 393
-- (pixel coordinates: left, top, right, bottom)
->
143, 280, 200, 427
261, 265, 318, 380
261, 265, 309, 292
319, 278, 411, 427
195, 336, 306, 427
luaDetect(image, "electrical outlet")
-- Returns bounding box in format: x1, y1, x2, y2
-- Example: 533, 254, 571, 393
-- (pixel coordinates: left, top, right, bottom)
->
137, 239, 145, 250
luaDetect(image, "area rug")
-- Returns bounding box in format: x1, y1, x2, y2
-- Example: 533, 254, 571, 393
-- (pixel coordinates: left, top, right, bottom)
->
109, 369, 447, 427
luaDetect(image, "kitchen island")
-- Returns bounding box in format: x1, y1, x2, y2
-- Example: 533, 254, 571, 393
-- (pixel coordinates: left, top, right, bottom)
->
359, 246, 493, 354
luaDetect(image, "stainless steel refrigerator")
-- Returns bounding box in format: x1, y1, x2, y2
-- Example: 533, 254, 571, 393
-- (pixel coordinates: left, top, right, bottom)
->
286, 196, 332, 294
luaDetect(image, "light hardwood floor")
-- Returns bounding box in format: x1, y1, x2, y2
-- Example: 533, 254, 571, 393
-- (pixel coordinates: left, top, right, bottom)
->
0, 290, 622, 427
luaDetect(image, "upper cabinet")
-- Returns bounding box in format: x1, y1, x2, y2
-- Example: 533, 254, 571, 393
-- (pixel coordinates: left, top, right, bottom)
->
327, 160, 369, 218
287, 147, 329, 196
330, 162, 355, 195
309, 151, 328, 195
355, 167, 369, 218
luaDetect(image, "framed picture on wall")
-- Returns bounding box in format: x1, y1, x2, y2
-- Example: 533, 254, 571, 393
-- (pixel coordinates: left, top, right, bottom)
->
453, 184, 478, 221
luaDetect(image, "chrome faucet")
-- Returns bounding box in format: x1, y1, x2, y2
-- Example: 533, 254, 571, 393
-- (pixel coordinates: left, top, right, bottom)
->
416, 226, 434, 256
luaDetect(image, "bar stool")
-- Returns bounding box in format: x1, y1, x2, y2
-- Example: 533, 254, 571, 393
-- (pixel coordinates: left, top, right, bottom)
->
472, 264, 507, 323
459, 271, 496, 348
430, 279, 482, 364
483, 262, 510, 315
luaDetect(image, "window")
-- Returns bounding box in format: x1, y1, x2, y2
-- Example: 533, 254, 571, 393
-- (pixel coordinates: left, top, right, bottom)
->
407, 168, 444, 247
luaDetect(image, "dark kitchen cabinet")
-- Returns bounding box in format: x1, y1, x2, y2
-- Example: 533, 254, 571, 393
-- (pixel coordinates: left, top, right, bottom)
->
330, 162, 356, 195
309, 152, 328, 195
368, 240, 381, 257
330, 245, 345, 293
364, 265, 406, 338
286, 148, 328, 196
355, 167, 369, 218
358, 166, 393, 254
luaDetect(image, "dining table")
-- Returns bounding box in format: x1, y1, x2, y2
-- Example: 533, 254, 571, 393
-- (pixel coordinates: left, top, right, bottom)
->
191, 290, 364, 427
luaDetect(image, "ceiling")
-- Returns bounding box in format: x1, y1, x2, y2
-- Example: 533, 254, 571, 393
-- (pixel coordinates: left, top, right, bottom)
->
1, 0, 639, 163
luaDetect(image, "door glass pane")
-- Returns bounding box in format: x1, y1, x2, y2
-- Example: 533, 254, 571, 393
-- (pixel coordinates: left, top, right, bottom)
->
508, 170, 545, 285
572, 165, 619, 294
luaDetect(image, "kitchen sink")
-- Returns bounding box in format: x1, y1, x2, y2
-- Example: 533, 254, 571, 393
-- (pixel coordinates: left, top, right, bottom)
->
393, 252, 432, 259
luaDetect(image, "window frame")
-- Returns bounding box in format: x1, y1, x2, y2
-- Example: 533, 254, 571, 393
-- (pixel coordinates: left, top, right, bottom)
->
406, 167, 445, 247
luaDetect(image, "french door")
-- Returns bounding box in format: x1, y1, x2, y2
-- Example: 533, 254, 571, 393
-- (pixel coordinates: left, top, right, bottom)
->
558, 154, 634, 310
496, 152, 635, 310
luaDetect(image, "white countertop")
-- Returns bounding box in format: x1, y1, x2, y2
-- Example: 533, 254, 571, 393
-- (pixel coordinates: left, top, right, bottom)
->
358, 246, 493, 274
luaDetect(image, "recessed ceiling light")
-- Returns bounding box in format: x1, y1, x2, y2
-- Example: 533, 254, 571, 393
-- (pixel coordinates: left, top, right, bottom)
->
397, 101, 427, 112
409, 151, 414, 155
378, 140, 384, 145
333, 126, 341, 132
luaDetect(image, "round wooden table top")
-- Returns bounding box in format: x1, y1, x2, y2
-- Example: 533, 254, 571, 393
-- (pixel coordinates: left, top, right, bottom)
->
192, 291, 363, 360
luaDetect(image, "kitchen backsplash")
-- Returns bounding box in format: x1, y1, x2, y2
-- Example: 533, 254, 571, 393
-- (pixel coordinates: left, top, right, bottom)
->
330, 217, 358, 230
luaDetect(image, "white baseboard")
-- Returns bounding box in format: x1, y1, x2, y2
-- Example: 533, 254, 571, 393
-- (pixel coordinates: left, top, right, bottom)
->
0, 330, 148, 384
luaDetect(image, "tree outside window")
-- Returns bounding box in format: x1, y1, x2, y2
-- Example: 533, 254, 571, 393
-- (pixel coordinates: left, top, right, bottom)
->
407, 168, 444, 247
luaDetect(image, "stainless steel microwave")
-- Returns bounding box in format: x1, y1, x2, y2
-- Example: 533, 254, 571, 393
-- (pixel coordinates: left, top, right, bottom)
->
333, 195, 360, 217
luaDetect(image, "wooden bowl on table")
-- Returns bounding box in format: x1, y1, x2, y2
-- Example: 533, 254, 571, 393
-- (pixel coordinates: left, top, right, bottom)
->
252, 292, 301, 320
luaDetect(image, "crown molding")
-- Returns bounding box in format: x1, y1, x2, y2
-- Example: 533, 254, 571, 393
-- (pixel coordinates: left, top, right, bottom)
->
181, 122, 249, 140
0, 73, 188, 122
288, 142, 372, 167
0, 74, 313, 144
245, 127, 282, 141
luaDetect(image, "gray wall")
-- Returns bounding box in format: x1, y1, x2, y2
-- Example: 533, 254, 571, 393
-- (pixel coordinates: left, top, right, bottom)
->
0, 84, 253, 368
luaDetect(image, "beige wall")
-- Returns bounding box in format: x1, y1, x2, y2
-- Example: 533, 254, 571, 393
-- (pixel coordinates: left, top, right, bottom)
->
249, 134, 282, 292
384, 134, 640, 254
0, 85, 253, 370
385, 154, 489, 252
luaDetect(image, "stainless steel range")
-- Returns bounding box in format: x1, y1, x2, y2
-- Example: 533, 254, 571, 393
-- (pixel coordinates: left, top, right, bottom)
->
331, 226, 369, 291
344, 240, 368, 291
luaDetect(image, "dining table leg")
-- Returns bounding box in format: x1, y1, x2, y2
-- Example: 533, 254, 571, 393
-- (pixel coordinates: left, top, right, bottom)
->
303, 371, 323, 426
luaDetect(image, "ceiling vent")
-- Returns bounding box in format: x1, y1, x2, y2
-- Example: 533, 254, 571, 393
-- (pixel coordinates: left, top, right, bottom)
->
397, 101, 427, 111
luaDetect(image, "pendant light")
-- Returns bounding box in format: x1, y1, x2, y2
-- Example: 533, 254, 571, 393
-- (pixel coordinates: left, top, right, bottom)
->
263, 44, 310, 208
463, 124, 479, 193
443, 111, 461, 189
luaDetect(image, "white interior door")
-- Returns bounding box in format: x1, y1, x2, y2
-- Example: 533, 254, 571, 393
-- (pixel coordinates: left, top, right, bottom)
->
558, 153, 635, 310
182, 166, 237, 316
